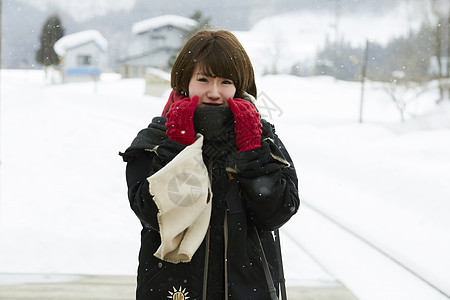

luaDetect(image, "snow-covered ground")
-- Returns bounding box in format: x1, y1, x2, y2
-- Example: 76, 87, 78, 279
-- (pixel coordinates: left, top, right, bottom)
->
1, 68, 449, 299
258, 74, 450, 299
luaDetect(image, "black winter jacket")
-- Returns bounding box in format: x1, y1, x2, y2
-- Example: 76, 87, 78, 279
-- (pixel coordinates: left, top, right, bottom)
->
120, 111, 299, 300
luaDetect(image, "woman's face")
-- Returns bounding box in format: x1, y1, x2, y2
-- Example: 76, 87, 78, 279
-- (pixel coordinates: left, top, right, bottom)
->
188, 65, 236, 108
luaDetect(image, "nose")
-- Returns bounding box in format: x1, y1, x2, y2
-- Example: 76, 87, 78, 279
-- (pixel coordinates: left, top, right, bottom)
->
207, 81, 220, 99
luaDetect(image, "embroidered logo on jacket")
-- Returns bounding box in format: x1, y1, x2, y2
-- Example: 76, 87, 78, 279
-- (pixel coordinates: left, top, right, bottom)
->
167, 286, 190, 300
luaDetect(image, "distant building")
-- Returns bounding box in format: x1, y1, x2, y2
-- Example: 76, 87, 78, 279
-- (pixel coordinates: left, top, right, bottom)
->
54, 30, 108, 83
120, 14, 197, 78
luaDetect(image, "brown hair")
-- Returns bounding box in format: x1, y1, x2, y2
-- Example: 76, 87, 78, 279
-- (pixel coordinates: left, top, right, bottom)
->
171, 30, 257, 99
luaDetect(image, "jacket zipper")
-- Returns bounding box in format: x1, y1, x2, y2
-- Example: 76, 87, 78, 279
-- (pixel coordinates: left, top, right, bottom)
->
224, 209, 229, 300
202, 161, 214, 300
204, 161, 230, 299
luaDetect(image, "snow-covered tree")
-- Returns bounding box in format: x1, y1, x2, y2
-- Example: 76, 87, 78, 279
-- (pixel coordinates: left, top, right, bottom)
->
188, 10, 212, 37
425, 0, 450, 103
35, 13, 65, 70
407, 0, 449, 102
167, 10, 211, 69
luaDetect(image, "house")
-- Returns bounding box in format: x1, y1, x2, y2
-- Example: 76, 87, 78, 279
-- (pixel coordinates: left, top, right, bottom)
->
144, 67, 171, 97
120, 14, 198, 79
54, 30, 108, 83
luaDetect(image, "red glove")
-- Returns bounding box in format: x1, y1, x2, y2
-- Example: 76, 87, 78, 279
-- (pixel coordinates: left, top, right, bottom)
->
165, 96, 199, 145
227, 98, 262, 152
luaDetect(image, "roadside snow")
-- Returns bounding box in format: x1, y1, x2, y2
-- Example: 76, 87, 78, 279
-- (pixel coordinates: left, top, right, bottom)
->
0, 70, 449, 299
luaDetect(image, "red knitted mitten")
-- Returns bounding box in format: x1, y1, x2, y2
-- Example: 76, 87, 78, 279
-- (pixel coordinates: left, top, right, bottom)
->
227, 98, 262, 152
165, 96, 199, 145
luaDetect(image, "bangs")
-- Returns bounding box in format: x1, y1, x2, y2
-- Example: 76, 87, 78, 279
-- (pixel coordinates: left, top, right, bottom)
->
196, 45, 239, 83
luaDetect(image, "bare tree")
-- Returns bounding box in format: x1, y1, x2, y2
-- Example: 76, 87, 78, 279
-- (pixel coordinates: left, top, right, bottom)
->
384, 73, 429, 122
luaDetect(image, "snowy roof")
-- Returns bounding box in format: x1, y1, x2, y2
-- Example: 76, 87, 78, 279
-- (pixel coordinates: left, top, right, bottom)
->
132, 14, 197, 35
54, 30, 108, 56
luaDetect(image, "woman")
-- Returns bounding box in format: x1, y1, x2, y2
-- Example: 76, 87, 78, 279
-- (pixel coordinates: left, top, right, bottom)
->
120, 30, 299, 300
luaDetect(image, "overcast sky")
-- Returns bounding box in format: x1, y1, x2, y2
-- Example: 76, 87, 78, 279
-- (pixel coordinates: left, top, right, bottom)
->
23, 0, 136, 21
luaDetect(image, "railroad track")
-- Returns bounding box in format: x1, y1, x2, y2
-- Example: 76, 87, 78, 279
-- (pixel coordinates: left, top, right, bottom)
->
281, 201, 450, 299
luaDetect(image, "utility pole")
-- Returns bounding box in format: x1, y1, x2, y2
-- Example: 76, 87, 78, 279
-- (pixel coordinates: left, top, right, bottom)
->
359, 40, 369, 123
333, 0, 340, 79
0, 0, 3, 213
446, 6, 450, 101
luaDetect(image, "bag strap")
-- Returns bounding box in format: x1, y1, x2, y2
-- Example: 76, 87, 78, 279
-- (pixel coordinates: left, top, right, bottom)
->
253, 226, 279, 300
274, 229, 287, 300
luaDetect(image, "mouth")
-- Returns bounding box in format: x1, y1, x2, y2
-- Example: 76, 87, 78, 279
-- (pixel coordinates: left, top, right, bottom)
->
203, 102, 223, 106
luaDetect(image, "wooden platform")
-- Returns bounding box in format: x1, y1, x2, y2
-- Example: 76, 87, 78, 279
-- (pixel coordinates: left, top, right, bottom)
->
0, 273, 358, 300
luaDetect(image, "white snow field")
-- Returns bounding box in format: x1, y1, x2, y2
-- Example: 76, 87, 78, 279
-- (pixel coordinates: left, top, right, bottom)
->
0, 68, 449, 300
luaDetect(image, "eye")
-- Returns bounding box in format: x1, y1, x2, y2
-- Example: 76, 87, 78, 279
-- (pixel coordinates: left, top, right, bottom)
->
197, 77, 208, 83
222, 79, 234, 85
